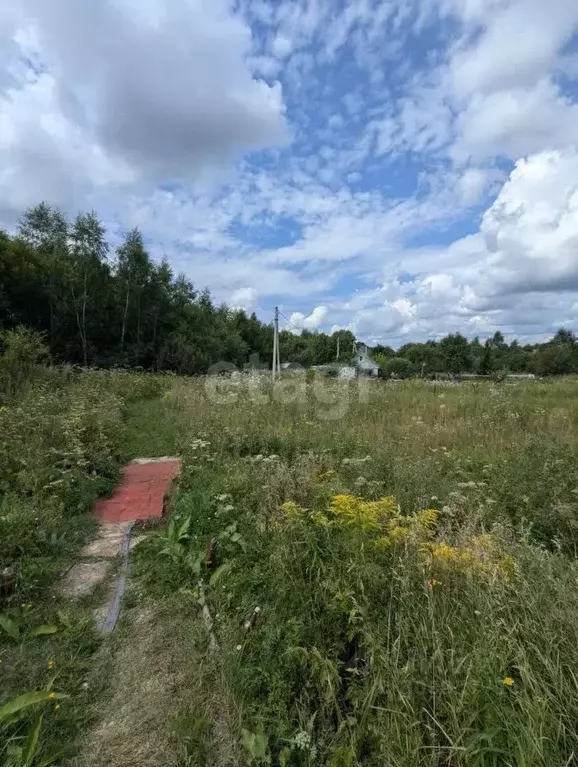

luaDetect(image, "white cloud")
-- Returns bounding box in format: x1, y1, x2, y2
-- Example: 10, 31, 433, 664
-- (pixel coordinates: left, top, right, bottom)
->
325, 149, 578, 345
449, 0, 578, 97
271, 34, 293, 58
246, 55, 282, 79
289, 305, 328, 331
230, 287, 258, 311
457, 167, 500, 205
0, 0, 288, 216
453, 80, 578, 163
480, 149, 578, 293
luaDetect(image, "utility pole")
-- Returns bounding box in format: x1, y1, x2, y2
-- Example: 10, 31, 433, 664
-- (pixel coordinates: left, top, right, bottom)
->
276, 308, 281, 376
336, 336, 340, 361
272, 306, 280, 380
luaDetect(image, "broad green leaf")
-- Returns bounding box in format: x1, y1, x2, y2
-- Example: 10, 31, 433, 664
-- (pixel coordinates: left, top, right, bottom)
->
0, 613, 20, 641
22, 713, 43, 767
209, 561, 233, 586
177, 515, 191, 541
27, 624, 60, 638
0, 692, 69, 724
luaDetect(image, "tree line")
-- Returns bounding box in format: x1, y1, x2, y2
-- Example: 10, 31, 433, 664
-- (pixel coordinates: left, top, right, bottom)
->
1, 203, 577, 377
373, 329, 578, 378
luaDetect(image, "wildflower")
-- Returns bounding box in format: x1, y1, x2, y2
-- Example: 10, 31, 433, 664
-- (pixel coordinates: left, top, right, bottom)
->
236, 644, 242, 651
427, 578, 442, 588
311, 510, 330, 526
281, 501, 306, 521
48, 692, 57, 700
54, 704, 60, 711
417, 508, 439, 532
389, 525, 410, 540
254, 606, 261, 613
47, 660, 55, 670
330, 494, 396, 532
294, 731, 312, 750
503, 677, 515, 687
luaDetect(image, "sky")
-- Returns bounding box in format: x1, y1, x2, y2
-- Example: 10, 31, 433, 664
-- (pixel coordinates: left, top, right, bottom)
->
2, 0, 578, 346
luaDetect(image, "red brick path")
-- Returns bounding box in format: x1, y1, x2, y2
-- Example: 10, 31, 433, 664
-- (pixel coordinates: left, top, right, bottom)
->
93, 460, 181, 523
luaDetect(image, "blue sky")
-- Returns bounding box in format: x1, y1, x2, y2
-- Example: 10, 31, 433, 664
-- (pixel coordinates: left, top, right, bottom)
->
2, 0, 578, 345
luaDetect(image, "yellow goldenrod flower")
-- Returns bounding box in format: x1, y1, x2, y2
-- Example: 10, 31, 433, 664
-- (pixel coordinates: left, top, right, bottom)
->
389, 526, 409, 540
281, 501, 306, 521
503, 677, 515, 687
48, 692, 57, 699
311, 511, 330, 526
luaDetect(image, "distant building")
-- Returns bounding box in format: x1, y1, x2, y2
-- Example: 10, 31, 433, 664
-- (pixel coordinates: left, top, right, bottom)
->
338, 366, 357, 379
353, 345, 380, 377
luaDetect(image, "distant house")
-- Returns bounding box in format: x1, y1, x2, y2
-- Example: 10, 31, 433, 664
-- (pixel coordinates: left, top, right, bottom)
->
353, 346, 380, 377
337, 366, 357, 379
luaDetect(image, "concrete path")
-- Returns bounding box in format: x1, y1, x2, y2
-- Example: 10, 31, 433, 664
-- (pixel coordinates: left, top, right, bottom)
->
57, 458, 181, 629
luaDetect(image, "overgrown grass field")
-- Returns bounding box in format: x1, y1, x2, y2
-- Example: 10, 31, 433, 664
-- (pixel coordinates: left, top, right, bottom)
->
4, 369, 578, 766
136, 374, 578, 766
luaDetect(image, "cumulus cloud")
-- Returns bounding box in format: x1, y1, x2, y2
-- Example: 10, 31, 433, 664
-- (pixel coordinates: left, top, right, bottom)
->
0, 0, 287, 216
453, 80, 578, 163
480, 150, 578, 293
230, 287, 258, 311
289, 306, 328, 331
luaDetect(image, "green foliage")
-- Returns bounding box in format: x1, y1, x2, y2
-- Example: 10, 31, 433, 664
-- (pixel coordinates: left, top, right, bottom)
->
134, 376, 578, 766
241, 728, 271, 765
380, 356, 416, 378
0, 367, 171, 766
0, 692, 68, 725
1, 692, 68, 767
0, 328, 49, 397
0, 615, 59, 643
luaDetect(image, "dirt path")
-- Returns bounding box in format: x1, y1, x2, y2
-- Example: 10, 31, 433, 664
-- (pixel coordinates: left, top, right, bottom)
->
57, 457, 181, 629
58, 457, 238, 767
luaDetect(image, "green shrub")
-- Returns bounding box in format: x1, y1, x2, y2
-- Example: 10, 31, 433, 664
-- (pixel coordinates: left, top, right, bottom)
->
380, 356, 416, 379
0, 328, 49, 398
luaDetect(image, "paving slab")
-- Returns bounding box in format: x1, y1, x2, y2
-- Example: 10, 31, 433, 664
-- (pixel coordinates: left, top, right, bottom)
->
81, 523, 128, 558
57, 561, 110, 599
93, 459, 181, 524
58, 457, 181, 634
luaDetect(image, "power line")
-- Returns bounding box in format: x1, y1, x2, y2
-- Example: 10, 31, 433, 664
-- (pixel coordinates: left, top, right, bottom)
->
278, 310, 302, 334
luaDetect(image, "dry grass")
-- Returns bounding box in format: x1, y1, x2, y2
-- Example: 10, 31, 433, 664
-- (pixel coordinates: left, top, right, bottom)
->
76, 599, 238, 767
